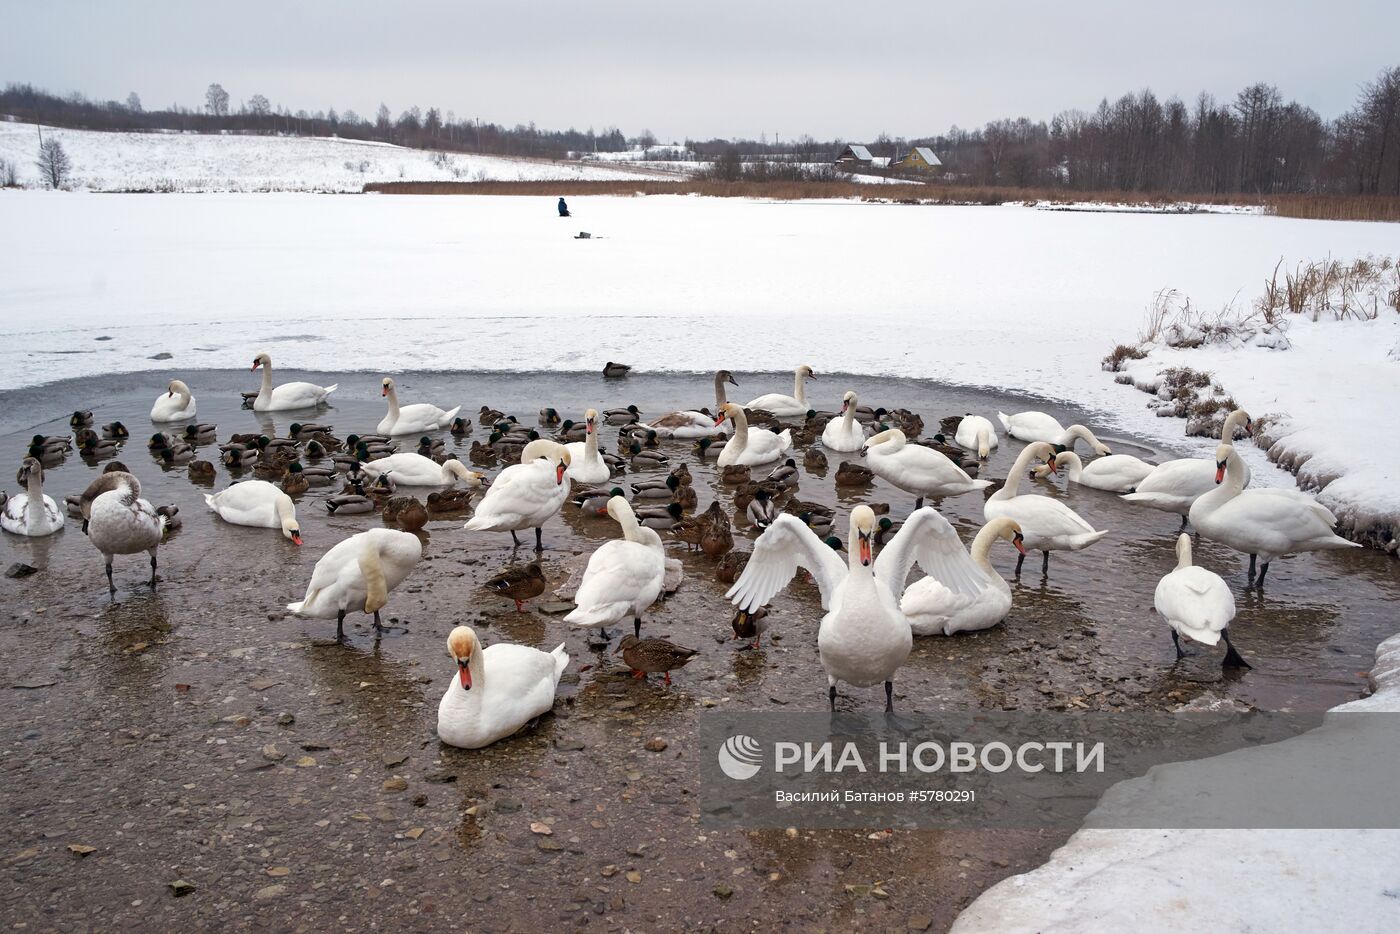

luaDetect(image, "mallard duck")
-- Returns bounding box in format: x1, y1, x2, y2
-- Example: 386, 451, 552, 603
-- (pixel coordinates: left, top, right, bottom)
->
804, 447, 828, 473
922, 434, 979, 471
239, 390, 259, 409
835, 462, 876, 486
326, 494, 375, 515
616, 635, 697, 685
155, 445, 196, 466
426, 489, 474, 513
699, 502, 733, 559
693, 437, 723, 460
187, 459, 217, 482
605, 404, 642, 425
70, 410, 94, 428
224, 432, 261, 447
450, 417, 471, 436
746, 488, 779, 529
731, 606, 770, 648
602, 361, 632, 378
383, 495, 429, 531
632, 475, 681, 500
554, 420, 587, 443
416, 436, 445, 460
302, 439, 327, 460
78, 432, 121, 458
26, 443, 66, 467
30, 434, 71, 452
874, 516, 900, 546
669, 462, 692, 486
721, 464, 751, 486
538, 407, 561, 426
671, 514, 707, 552
253, 457, 291, 482
484, 561, 546, 612
574, 486, 627, 515
147, 432, 177, 451
799, 511, 834, 536
154, 504, 182, 532
183, 423, 218, 442
102, 421, 129, 440
282, 463, 310, 496
639, 502, 684, 530
468, 441, 497, 466
298, 463, 336, 485
104, 461, 130, 475
716, 550, 750, 585
673, 483, 697, 512
288, 422, 334, 440
478, 405, 505, 425
346, 433, 395, 450
765, 458, 800, 488
628, 443, 667, 468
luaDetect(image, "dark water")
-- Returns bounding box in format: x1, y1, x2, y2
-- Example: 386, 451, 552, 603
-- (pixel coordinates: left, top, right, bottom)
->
1, 368, 1395, 930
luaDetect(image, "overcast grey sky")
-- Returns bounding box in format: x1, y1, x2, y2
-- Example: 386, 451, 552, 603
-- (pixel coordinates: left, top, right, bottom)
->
5, 1, 1399, 141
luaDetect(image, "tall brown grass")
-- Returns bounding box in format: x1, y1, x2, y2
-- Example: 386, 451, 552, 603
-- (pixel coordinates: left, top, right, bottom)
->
364, 179, 1400, 221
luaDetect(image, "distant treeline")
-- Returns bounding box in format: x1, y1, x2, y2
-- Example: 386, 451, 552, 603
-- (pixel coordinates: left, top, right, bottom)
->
4, 66, 1400, 196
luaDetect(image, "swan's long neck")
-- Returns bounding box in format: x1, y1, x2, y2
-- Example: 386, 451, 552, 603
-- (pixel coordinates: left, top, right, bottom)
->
714, 372, 728, 408
1221, 449, 1247, 494
976, 425, 992, 458
617, 508, 645, 544
448, 647, 486, 706
999, 445, 1045, 498
969, 523, 999, 574
730, 409, 750, 446
585, 423, 599, 460
259, 362, 274, 398
841, 401, 857, 431
25, 468, 43, 500
1175, 535, 1194, 571
384, 385, 400, 419
793, 370, 807, 406
1057, 451, 1083, 482
172, 382, 191, 407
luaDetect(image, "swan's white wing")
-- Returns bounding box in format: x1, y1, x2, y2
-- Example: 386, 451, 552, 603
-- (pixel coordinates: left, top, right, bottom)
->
726, 514, 846, 612
875, 507, 989, 600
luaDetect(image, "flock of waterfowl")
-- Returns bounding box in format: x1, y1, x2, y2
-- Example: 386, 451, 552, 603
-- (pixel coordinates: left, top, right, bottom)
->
2, 357, 1363, 747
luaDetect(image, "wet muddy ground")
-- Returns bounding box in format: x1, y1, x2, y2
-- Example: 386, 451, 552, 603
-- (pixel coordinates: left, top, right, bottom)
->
2, 369, 1396, 932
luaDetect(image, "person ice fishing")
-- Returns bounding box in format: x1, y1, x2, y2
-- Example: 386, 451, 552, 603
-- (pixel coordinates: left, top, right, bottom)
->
557, 197, 570, 217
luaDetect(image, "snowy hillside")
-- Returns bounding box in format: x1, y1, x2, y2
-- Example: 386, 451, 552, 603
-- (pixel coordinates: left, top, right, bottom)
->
0, 120, 675, 192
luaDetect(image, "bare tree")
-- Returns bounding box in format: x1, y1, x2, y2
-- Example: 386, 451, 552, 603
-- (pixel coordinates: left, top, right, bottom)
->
35, 138, 71, 188
0, 157, 17, 187
205, 83, 230, 117
125, 91, 142, 113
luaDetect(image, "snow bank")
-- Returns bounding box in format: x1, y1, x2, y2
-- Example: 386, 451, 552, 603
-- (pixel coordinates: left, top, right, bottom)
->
951, 634, 1400, 933
0, 121, 673, 191
1119, 315, 1400, 547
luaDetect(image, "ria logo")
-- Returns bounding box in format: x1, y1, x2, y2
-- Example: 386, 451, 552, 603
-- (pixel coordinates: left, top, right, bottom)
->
718, 734, 763, 780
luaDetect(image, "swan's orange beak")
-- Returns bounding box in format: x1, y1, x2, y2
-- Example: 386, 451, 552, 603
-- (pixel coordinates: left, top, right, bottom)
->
858, 533, 872, 566
1013, 532, 1026, 555
1215, 461, 1226, 484
713, 413, 726, 426
587, 419, 595, 434
381, 386, 388, 397
251, 361, 259, 371
457, 660, 472, 690
555, 463, 567, 484
291, 532, 303, 545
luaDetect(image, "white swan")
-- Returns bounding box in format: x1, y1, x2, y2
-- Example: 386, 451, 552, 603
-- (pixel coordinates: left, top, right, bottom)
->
1032, 450, 1154, 493
564, 496, 666, 640
464, 439, 572, 548
564, 409, 609, 484
250, 353, 337, 412
729, 506, 986, 711
714, 403, 792, 467
204, 480, 302, 543
437, 625, 569, 749
82, 471, 164, 594
1, 458, 64, 537
746, 364, 815, 418
953, 414, 998, 459
1154, 533, 1248, 667
642, 370, 736, 439
1188, 443, 1359, 585
997, 412, 1111, 454
359, 453, 485, 488
900, 518, 1024, 636
861, 428, 991, 507
1121, 410, 1254, 525
984, 442, 1108, 574
377, 377, 462, 435
821, 390, 869, 453
150, 379, 197, 422
287, 528, 423, 639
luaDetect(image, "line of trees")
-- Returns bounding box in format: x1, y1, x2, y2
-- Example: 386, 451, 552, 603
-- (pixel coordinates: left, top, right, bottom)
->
2, 67, 1398, 195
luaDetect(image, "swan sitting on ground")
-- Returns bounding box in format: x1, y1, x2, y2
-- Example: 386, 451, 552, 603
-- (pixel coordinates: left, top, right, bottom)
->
1188, 443, 1359, 585
359, 453, 485, 488
251, 353, 337, 412
436, 625, 569, 749
204, 479, 302, 542
377, 377, 462, 435
642, 370, 737, 439
1121, 409, 1254, 526
821, 390, 869, 453
287, 528, 423, 639
860, 428, 990, 508
714, 403, 792, 467
1, 457, 64, 537
984, 442, 1108, 575
954, 414, 998, 459
730, 506, 973, 711
564, 497, 667, 642
82, 471, 164, 594
1154, 533, 1247, 667
746, 364, 815, 418
564, 409, 609, 484
150, 379, 197, 422
900, 518, 1025, 636
1033, 450, 1155, 493
464, 439, 572, 549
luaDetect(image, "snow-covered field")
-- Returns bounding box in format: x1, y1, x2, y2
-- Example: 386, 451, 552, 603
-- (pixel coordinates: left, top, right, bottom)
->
0, 120, 674, 191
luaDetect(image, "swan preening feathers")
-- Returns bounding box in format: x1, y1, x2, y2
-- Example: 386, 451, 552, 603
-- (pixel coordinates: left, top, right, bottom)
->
151, 379, 197, 422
